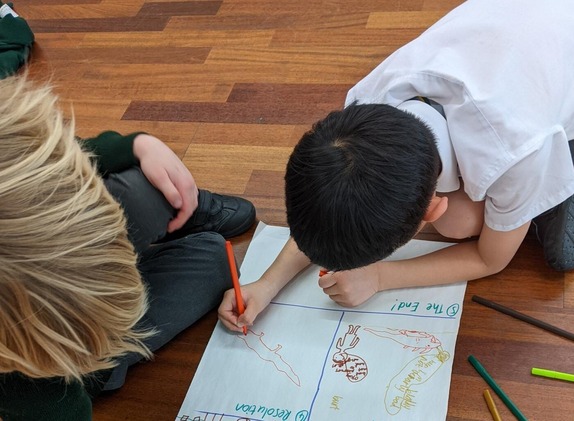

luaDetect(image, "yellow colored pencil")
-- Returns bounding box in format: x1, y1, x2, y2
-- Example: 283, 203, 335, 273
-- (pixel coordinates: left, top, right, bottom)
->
483, 389, 502, 421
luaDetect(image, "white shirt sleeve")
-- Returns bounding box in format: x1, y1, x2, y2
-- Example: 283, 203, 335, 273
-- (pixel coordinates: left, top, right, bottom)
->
485, 130, 574, 231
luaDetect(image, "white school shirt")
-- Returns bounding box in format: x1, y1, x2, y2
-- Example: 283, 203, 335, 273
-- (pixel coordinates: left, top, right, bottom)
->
346, 0, 574, 231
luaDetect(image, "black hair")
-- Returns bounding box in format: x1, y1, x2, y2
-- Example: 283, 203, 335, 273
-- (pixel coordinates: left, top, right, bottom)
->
285, 102, 440, 271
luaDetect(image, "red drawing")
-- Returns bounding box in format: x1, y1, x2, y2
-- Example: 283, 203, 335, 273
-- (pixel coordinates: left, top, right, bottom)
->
363, 327, 442, 354
331, 324, 368, 383
236, 329, 301, 387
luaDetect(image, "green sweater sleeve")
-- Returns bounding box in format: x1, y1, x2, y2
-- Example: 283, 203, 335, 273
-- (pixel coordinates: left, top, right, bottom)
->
79, 131, 145, 176
0, 373, 92, 421
0, 14, 35, 78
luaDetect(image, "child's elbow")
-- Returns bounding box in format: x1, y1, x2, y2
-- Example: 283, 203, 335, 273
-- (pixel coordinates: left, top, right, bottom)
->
481, 248, 513, 276
485, 259, 510, 276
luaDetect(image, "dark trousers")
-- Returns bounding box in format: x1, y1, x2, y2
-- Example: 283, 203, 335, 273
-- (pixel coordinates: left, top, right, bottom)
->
531, 140, 574, 271
101, 167, 232, 390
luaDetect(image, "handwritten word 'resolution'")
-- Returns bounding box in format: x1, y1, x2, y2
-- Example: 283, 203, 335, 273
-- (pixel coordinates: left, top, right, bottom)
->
235, 404, 309, 421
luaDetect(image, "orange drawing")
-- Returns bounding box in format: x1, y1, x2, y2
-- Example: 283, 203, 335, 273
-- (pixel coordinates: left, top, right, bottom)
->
237, 329, 301, 387
363, 327, 442, 354
331, 324, 368, 382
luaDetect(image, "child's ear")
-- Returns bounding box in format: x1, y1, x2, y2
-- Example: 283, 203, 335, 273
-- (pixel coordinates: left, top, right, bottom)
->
422, 195, 448, 223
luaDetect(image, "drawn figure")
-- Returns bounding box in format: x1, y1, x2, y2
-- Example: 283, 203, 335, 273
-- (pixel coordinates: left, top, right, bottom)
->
384, 347, 451, 415
236, 329, 301, 387
331, 324, 368, 382
363, 327, 442, 354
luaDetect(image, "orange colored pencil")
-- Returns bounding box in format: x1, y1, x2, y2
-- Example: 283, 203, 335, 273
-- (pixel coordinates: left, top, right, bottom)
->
225, 241, 247, 335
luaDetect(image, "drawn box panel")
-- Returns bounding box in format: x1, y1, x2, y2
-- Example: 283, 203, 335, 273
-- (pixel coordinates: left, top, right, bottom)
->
177, 304, 345, 420
312, 311, 459, 420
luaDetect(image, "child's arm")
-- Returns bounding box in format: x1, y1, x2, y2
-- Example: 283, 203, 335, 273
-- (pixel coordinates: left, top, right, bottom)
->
218, 237, 311, 332
81, 132, 198, 232
318, 222, 531, 307
132, 134, 198, 233
79, 131, 143, 175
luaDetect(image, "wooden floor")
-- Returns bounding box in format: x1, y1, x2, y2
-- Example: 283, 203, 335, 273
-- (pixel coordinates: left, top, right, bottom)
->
17, 0, 574, 420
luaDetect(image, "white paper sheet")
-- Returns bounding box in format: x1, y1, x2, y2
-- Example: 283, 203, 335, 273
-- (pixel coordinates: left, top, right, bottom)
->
176, 223, 466, 421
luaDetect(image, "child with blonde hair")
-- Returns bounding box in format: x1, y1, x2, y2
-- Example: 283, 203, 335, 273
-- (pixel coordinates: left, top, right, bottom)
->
0, 75, 255, 420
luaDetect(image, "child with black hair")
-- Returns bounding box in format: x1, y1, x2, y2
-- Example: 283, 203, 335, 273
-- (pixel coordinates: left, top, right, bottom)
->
218, 0, 574, 331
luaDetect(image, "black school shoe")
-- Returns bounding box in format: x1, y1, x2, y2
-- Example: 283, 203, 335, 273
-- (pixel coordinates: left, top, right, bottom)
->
173, 189, 256, 239
531, 195, 574, 271
190, 189, 256, 238
531, 140, 574, 271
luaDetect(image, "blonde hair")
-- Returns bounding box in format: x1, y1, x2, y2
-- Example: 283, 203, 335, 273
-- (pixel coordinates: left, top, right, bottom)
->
0, 75, 152, 382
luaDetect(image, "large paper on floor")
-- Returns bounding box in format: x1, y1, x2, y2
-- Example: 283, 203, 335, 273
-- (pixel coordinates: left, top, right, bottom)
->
176, 223, 467, 421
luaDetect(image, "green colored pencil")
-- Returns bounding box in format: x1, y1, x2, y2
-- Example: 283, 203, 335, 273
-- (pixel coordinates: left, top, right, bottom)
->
468, 355, 528, 421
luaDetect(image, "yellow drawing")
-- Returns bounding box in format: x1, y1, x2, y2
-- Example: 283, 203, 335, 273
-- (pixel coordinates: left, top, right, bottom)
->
383, 348, 450, 415
362, 326, 451, 415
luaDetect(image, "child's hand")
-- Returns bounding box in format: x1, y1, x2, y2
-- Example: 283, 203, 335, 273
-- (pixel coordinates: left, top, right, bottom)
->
133, 134, 199, 232
318, 263, 380, 307
217, 280, 277, 332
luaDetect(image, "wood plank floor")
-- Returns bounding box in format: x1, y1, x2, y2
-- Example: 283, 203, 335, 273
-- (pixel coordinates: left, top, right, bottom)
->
16, 0, 574, 420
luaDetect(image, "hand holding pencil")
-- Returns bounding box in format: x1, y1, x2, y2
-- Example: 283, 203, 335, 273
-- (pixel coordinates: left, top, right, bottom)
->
218, 243, 279, 333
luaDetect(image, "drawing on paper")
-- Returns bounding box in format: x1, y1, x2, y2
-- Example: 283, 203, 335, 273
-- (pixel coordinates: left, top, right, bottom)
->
175, 224, 467, 421
331, 324, 368, 382
361, 327, 450, 416
383, 347, 451, 415
363, 327, 442, 354
236, 329, 301, 387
